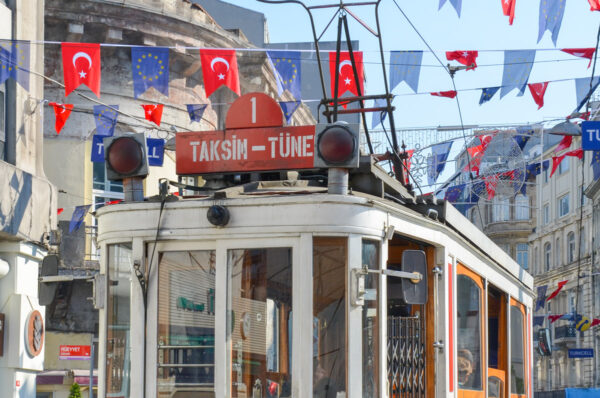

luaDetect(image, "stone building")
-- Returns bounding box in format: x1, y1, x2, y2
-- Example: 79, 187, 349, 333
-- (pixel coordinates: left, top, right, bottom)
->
0, 1, 58, 398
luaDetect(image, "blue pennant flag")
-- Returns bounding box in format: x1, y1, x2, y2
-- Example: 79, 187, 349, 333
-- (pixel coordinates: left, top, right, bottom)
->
439, 0, 462, 17
93, 105, 119, 137
427, 142, 453, 186
371, 98, 389, 129
0, 40, 30, 91
132, 46, 169, 98
536, 285, 548, 311
444, 183, 465, 203
390, 51, 423, 93
514, 125, 535, 150
146, 138, 165, 166
91, 135, 105, 163
69, 204, 91, 233
575, 77, 600, 111
500, 50, 536, 98
278, 100, 301, 123
186, 104, 207, 123
538, 0, 566, 45
533, 316, 545, 327
591, 150, 600, 180
479, 87, 500, 105
267, 51, 302, 100
513, 168, 526, 195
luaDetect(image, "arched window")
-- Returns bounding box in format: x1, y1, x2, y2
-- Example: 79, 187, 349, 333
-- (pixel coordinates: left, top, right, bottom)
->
544, 243, 551, 272
492, 197, 510, 222
515, 195, 530, 220
567, 232, 575, 263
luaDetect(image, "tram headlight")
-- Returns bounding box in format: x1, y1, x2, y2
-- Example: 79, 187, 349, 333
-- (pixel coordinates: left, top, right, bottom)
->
314, 122, 359, 168
104, 133, 149, 181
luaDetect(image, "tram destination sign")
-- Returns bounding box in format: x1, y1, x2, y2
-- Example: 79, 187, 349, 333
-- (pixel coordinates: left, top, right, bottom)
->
568, 348, 594, 358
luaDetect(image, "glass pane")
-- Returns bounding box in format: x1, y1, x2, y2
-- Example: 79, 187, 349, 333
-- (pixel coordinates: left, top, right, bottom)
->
228, 248, 292, 398
106, 243, 132, 398
457, 274, 482, 391
510, 306, 526, 394
362, 240, 379, 398
313, 237, 346, 398
93, 161, 107, 190
157, 251, 216, 398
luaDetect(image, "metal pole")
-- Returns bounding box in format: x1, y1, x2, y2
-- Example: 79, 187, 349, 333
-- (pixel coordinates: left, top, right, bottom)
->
89, 336, 95, 398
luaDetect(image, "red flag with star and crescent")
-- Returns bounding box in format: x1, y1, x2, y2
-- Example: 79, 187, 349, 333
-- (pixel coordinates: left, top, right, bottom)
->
501, 0, 517, 25
431, 90, 457, 99
199, 49, 240, 98
329, 51, 365, 99
61, 43, 101, 97
528, 82, 549, 109
589, 0, 600, 11
142, 104, 163, 126
49, 102, 73, 134
446, 51, 478, 70
561, 48, 596, 68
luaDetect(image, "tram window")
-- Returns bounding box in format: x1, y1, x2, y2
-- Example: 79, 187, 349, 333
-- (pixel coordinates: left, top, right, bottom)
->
228, 247, 293, 398
156, 251, 216, 397
313, 237, 347, 398
457, 273, 483, 391
106, 243, 132, 398
510, 305, 526, 395
362, 240, 380, 398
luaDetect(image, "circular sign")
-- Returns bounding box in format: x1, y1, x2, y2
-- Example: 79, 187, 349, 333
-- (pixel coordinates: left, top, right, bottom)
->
225, 92, 283, 130
25, 310, 44, 357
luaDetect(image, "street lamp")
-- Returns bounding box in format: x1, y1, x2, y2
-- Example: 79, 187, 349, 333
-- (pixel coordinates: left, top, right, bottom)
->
548, 121, 582, 136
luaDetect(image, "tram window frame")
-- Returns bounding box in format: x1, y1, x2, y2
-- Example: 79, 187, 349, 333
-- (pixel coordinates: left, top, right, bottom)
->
361, 239, 380, 398
509, 300, 528, 398
456, 264, 485, 397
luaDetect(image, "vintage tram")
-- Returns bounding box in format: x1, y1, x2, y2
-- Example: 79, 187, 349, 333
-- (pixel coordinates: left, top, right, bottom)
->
96, 95, 534, 398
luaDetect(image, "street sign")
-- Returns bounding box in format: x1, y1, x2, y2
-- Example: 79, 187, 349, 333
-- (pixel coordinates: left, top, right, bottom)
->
582, 121, 600, 150
568, 348, 594, 358
59, 345, 92, 360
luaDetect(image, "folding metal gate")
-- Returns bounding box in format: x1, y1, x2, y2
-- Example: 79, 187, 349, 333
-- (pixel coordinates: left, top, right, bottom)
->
388, 315, 426, 398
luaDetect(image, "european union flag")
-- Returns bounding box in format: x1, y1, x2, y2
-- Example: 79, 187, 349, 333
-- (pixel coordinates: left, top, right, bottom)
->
444, 183, 465, 203
514, 125, 535, 150
371, 98, 389, 129
93, 105, 119, 137
0, 40, 30, 91
132, 46, 169, 98
69, 204, 91, 233
479, 87, 499, 105
591, 150, 600, 180
267, 51, 302, 100
536, 285, 548, 311
427, 141, 453, 186
390, 51, 423, 93
439, 0, 462, 17
575, 77, 600, 111
91, 135, 105, 163
500, 50, 536, 98
278, 101, 301, 123
538, 0, 566, 45
533, 316, 545, 327
513, 168, 526, 195
146, 138, 164, 166
186, 104, 207, 123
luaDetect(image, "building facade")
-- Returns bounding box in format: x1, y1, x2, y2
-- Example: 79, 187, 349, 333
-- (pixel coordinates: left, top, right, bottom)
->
0, 1, 58, 398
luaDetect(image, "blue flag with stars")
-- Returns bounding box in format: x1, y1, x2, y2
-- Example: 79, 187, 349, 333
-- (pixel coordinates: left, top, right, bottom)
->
513, 168, 526, 195
500, 50, 536, 98
390, 51, 423, 93
186, 104, 207, 123
0, 40, 30, 91
93, 105, 119, 137
444, 183, 465, 203
69, 204, 91, 233
427, 141, 453, 186
479, 87, 499, 105
267, 51, 301, 100
146, 138, 165, 166
591, 150, 600, 180
91, 135, 105, 163
538, 0, 566, 45
533, 316, 545, 327
132, 46, 169, 98
439, 0, 461, 17
514, 125, 535, 150
575, 77, 600, 111
371, 98, 389, 129
536, 285, 548, 311
278, 101, 301, 123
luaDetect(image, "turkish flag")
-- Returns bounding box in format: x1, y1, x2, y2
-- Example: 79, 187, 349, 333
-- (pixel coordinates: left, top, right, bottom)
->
589, 0, 600, 11
566, 149, 584, 159
49, 102, 73, 134
484, 174, 499, 200
61, 43, 101, 97
200, 49, 240, 97
446, 50, 478, 70
550, 154, 566, 177
555, 135, 572, 153
561, 48, 596, 68
548, 314, 565, 323
329, 51, 365, 99
527, 82, 548, 109
591, 318, 600, 327
142, 104, 163, 126
501, 0, 517, 25
402, 149, 414, 185
464, 143, 487, 175
546, 280, 568, 302
57, 208, 64, 215
431, 90, 457, 99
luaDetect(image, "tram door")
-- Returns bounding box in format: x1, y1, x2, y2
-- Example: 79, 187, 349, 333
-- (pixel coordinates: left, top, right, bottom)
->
386, 237, 435, 398
487, 284, 507, 398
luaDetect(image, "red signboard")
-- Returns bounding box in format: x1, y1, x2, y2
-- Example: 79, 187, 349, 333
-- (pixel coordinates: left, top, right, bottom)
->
177, 126, 315, 174
59, 345, 91, 360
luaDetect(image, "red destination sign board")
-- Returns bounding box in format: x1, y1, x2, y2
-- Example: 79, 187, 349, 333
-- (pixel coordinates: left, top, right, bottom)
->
59, 345, 91, 360
176, 92, 317, 175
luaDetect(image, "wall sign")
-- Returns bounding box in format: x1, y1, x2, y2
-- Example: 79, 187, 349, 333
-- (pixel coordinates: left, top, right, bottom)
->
59, 345, 91, 360
568, 348, 594, 358
582, 121, 600, 150
25, 310, 44, 357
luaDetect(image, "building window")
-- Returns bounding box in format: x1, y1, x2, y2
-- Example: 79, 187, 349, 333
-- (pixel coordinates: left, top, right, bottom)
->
555, 238, 561, 267
93, 162, 123, 192
567, 232, 575, 263
558, 156, 569, 174
543, 203, 550, 225
492, 197, 510, 222
516, 243, 528, 270
543, 168, 548, 183
544, 243, 551, 272
558, 194, 569, 218
515, 195, 529, 220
